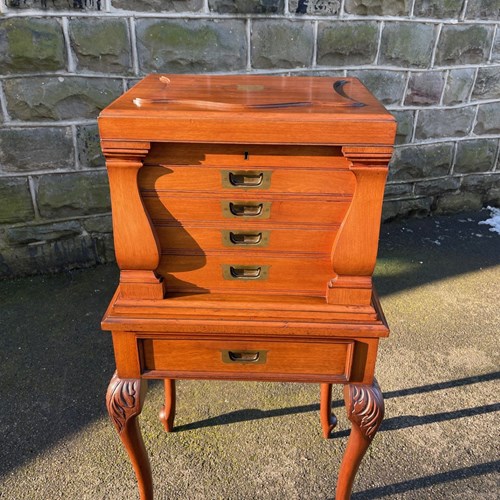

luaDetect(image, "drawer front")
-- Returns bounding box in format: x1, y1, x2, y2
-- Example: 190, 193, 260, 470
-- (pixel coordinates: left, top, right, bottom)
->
141, 338, 354, 381
144, 196, 350, 225
145, 143, 348, 169
158, 255, 332, 295
140, 165, 355, 195
156, 225, 336, 254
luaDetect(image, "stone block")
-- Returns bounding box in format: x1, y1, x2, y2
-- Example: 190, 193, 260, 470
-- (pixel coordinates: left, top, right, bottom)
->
486, 187, 500, 206
6, 0, 101, 9
384, 182, 413, 198
344, 0, 410, 15
4, 77, 123, 121
137, 19, 246, 73
69, 18, 132, 74
111, 0, 203, 11
0, 18, 65, 73
435, 192, 483, 213
461, 173, 500, 192
389, 143, 454, 180
379, 22, 437, 68
0, 177, 34, 224
443, 68, 475, 106
413, 0, 464, 18
474, 103, 500, 135
36, 171, 110, 218
252, 20, 314, 69
390, 110, 415, 145
472, 67, 500, 101
82, 215, 112, 233
348, 70, 406, 105
414, 107, 475, 140
0, 235, 106, 279
77, 124, 105, 168
404, 71, 445, 106
414, 177, 461, 196
382, 196, 432, 221
465, 0, 500, 19
291, 0, 340, 15
435, 25, 494, 66
317, 22, 378, 67
491, 29, 500, 63
210, 0, 284, 14
6, 221, 82, 245
455, 139, 498, 173
0, 127, 74, 173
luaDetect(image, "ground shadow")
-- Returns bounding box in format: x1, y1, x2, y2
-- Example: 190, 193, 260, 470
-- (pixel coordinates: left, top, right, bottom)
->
375, 211, 500, 297
174, 371, 500, 433
351, 460, 500, 499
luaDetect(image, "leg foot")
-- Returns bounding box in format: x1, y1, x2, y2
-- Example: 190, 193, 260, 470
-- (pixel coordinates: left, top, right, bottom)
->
336, 378, 384, 500
106, 372, 152, 500
159, 379, 176, 432
320, 383, 337, 439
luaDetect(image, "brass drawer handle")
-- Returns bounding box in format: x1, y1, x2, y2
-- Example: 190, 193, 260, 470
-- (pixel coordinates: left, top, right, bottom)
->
231, 266, 261, 278
221, 350, 267, 364
222, 230, 270, 247
229, 172, 263, 187
222, 264, 270, 280
230, 232, 262, 245
221, 170, 272, 189
230, 203, 262, 216
221, 201, 271, 219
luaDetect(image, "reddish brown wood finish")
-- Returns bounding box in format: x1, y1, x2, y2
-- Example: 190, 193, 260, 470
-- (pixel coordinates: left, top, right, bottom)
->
106, 372, 152, 500
99, 74, 395, 499
336, 379, 384, 500
320, 383, 337, 439
159, 379, 176, 432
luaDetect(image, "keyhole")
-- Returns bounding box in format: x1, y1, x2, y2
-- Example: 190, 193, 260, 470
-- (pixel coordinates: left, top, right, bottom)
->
244, 151, 249, 160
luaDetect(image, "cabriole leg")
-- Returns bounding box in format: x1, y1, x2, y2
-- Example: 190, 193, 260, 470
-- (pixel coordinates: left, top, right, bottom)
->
336, 378, 384, 500
320, 383, 337, 439
106, 371, 152, 500
159, 379, 176, 432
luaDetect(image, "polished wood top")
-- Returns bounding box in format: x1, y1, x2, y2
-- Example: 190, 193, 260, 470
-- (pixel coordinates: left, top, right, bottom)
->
98, 74, 396, 145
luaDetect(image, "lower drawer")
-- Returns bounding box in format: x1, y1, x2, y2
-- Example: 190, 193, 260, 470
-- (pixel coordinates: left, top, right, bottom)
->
140, 338, 354, 382
157, 255, 332, 295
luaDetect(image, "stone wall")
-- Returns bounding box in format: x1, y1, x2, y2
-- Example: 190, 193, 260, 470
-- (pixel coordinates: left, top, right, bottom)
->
0, 0, 499, 277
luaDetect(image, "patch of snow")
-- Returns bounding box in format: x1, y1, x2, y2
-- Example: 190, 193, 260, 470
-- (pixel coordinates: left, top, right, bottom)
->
478, 206, 500, 235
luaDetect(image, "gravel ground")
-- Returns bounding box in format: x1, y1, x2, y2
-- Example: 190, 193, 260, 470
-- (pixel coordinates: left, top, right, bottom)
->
1, 210, 499, 500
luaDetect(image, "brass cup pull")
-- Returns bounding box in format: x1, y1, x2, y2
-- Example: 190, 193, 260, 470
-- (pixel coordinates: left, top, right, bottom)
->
221, 350, 267, 364
230, 232, 262, 245
229, 172, 263, 187
221, 170, 272, 189
222, 264, 270, 280
230, 266, 261, 279
229, 203, 263, 217
221, 201, 271, 219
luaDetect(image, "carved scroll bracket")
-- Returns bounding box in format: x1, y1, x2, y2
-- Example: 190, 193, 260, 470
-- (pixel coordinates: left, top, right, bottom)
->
327, 146, 393, 306
102, 141, 165, 300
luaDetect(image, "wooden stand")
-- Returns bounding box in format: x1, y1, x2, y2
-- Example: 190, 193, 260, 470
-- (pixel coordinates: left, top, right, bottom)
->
99, 74, 396, 499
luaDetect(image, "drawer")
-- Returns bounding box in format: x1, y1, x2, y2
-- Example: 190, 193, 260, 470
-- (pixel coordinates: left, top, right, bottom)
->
144, 196, 351, 226
145, 143, 348, 169
157, 255, 332, 295
140, 338, 354, 382
156, 225, 336, 254
139, 165, 355, 195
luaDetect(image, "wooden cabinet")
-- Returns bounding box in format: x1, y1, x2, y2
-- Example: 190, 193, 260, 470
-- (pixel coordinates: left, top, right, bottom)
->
99, 74, 396, 499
